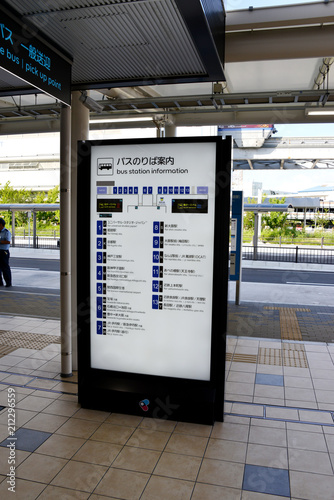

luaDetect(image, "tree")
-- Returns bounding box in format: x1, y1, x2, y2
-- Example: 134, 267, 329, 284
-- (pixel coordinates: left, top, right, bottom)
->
0, 182, 60, 228
243, 211, 255, 229
0, 181, 34, 226
243, 196, 258, 230
261, 197, 296, 236
34, 186, 60, 225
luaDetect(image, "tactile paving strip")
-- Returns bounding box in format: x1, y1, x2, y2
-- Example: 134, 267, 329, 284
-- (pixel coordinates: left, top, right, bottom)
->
225, 352, 258, 363
283, 343, 308, 368
0, 345, 17, 357
264, 307, 311, 341
228, 345, 309, 368
283, 342, 306, 351
0, 330, 60, 354
232, 353, 258, 364
258, 348, 282, 366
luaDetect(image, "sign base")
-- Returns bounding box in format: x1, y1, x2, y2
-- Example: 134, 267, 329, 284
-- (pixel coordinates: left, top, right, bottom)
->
79, 373, 224, 425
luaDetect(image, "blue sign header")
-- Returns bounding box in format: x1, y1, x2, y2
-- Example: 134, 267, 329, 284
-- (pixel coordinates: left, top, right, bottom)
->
0, 6, 72, 105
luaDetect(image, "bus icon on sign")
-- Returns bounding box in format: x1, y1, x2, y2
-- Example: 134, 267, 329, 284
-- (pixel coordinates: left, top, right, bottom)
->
97, 158, 114, 175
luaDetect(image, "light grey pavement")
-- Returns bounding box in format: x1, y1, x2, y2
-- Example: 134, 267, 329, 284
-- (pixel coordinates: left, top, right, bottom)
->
0, 246, 333, 344
10, 247, 60, 259
9, 248, 59, 289
9, 247, 334, 307
229, 260, 334, 307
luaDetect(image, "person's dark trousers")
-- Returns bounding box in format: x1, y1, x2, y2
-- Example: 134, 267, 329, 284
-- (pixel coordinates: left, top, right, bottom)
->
0, 250, 11, 286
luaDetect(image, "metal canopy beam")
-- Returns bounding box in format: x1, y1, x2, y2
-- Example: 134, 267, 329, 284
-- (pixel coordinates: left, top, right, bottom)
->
225, 25, 334, 62
226, 2, 334, 31
0, 204, 59, 211
174, 0, 225, 81
0, 88, 333, 126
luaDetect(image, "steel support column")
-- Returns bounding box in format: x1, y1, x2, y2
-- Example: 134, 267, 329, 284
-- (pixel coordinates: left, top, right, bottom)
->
33, 211, 37, 248
60, 104, 72, 377
71, 91, 89, 371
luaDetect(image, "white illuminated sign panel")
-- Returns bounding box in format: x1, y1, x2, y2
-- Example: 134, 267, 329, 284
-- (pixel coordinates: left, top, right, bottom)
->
90, 142, 217, 381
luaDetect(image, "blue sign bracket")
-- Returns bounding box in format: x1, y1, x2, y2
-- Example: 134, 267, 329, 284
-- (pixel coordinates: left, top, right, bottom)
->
230, 191, 244, 305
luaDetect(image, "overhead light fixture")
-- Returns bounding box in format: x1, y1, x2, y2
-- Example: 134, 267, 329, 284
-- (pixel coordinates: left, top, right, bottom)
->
79, 91, 104, 113
305, 107, 334, 116
89, 117, 152, 124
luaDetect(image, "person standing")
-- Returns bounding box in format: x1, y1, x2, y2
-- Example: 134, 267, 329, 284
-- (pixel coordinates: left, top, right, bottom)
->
0, 217, 12, 287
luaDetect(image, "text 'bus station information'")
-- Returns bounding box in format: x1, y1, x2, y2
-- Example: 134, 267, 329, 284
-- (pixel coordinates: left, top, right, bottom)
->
91, 142, 217, 381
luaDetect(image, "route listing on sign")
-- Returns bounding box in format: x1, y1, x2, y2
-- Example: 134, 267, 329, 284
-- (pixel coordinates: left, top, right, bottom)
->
90, 142, 217, 381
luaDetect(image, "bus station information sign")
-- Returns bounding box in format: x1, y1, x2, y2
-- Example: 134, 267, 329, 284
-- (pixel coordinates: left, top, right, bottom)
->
77, 137, 231, 424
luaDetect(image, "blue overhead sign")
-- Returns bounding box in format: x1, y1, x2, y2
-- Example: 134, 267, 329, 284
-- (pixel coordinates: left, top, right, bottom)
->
0, 6, 72, 105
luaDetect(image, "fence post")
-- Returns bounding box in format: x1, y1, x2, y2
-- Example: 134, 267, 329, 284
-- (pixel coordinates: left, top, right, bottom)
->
33, 211, 37, 249
279, 236, 281, 247
321, 236, 324, 249
295, 245, 298, 263
11, 211, 15, 247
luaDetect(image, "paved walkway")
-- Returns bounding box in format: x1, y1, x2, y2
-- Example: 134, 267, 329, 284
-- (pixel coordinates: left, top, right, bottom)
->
0, 335, 334, 499
227, 302, 334, 344
2, 249, 334, 342
0, 251, 333, 499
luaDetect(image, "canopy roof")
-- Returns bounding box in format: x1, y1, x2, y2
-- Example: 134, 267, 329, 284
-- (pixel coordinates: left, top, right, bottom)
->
0, 1, 333, 130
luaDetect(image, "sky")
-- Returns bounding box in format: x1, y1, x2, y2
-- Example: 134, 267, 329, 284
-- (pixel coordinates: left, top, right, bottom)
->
242, 169, 334, 197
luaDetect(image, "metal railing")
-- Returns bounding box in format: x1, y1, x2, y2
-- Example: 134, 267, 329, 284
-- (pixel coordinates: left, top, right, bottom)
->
243, 245, 334, 265
12, 235, 60, 249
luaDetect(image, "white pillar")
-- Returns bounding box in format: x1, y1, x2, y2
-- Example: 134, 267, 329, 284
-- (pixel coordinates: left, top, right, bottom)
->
165, 124, 177, 137
60, 104, 72, 377
70, 91, 89, 370
156, 125, 163, 137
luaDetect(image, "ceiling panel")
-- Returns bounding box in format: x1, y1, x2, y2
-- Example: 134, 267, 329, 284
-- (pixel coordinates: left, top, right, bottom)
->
2, 0, 225, 90
225, 58, 323, 94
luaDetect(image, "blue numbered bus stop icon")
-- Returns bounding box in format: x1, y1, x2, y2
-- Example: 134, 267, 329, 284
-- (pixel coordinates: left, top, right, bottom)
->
96, 297, 103, 318
152, 295, 159, 309
153, 237, 160, 248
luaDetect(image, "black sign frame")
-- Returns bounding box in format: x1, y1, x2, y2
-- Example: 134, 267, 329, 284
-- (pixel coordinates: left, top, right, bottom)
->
77, 136, 231, 425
